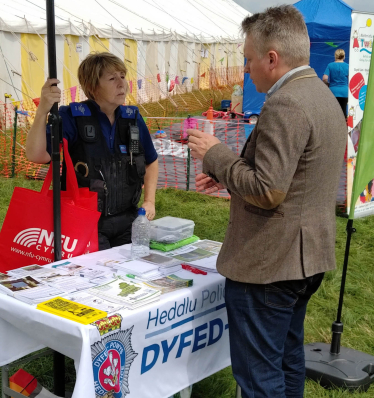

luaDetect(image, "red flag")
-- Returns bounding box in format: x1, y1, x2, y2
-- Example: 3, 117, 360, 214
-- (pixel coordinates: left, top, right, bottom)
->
32, 97, 40, 107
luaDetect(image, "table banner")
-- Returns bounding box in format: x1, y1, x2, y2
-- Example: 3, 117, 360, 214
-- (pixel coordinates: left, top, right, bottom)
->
89, 273, 230, 398
347, 11, 374, 218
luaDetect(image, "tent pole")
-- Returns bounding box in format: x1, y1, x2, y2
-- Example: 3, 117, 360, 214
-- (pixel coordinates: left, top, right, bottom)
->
46, 1, 65, 396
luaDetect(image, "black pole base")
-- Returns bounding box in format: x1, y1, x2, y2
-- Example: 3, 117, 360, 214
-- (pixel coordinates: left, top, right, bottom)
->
305, 342, 374, 392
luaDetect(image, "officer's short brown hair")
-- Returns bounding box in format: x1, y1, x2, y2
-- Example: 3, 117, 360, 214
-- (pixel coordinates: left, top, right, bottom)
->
78, 52, 128, 100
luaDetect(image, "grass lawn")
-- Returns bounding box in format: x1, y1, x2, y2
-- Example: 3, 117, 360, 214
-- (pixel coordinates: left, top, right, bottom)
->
1, 177, 374, 397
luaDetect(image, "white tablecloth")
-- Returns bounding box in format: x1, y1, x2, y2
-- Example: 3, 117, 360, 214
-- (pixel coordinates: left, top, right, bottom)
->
0, 248, 231, 398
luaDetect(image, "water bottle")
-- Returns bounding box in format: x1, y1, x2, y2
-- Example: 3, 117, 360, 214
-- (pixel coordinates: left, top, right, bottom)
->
131, 207, 150, 258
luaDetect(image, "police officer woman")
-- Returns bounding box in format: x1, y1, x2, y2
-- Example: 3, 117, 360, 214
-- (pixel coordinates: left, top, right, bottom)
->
26, 52, 159, 250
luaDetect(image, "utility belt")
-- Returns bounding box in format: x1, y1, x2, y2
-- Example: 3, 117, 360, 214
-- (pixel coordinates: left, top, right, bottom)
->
83, 153, 145, 216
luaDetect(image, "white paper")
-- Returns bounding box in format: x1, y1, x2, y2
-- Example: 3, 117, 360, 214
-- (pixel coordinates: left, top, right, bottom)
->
63, 291, 125, 314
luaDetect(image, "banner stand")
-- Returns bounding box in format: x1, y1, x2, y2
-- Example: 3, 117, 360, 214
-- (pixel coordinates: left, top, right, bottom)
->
46, 0, 65, 396
304, 10, 374, 391
304, 219, 374, 391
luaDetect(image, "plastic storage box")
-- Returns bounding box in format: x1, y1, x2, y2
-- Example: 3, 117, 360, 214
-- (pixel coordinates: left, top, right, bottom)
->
150, 216, 195, 243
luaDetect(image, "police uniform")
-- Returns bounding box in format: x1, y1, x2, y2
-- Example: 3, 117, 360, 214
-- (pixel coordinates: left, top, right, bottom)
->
46, 100, 158, 250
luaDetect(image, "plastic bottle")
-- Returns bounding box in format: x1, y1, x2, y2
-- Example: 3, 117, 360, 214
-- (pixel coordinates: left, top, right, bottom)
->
131, 207, 150, 258
204, 99, 214, 135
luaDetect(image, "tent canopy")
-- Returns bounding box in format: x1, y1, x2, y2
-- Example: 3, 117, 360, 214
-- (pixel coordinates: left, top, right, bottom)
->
243, 0, 353, 114
0, 0, 249, 106
0, 0, 248, 42
294, 0, 353, 42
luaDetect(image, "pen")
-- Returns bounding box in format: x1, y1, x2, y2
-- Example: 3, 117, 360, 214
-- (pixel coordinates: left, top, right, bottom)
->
181, 264, 207, 275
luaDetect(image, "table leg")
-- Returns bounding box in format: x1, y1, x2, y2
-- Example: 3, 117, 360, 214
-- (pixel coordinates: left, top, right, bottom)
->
235, 383, 241, 398
2, 365, 10, 398
53, 351, 65, 396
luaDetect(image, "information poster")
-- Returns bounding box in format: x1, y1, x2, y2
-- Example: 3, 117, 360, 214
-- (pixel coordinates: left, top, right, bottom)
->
347, 11, 374, 217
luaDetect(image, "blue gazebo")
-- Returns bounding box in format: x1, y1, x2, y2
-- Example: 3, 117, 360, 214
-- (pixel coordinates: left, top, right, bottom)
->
242, 0, 353, 114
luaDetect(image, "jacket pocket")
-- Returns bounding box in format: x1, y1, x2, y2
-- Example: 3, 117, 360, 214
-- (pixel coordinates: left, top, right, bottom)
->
244, 204, 284, 218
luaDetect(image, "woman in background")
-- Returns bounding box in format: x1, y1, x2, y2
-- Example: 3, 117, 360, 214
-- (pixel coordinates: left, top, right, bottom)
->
323, 49, 349, 117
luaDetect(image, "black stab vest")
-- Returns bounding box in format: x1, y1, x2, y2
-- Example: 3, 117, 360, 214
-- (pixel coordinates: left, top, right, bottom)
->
67, 101, 146, 216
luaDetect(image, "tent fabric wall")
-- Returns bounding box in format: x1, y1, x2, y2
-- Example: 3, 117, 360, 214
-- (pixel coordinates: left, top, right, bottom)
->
243, 0, 353, 114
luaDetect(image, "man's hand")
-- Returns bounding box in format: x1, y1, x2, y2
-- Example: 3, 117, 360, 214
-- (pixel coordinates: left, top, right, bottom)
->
195, 173, 224, 194
142, 200, 155, 220
187, 129, 220, 160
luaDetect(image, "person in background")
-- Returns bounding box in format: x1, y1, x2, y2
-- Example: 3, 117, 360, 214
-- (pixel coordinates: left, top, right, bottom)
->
188, 5, 346, 398
323, 49, 349, 117
26, 52, 158, 250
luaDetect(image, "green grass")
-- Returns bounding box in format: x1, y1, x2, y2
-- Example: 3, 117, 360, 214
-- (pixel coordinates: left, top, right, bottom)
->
1, 178, 374, 397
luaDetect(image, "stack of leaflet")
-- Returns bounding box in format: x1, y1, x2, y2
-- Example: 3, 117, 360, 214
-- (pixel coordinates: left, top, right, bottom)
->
135, 252, 182, 275
142, 274, 193, 294
165, 240, 223, 273
89, 276, 160, 309
112, 258, 164, 280
0, 276, 65, 305
62, 291, 125, 314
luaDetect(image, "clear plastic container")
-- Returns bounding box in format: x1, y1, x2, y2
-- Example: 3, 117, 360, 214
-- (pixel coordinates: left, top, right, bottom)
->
150, 216, 195, 243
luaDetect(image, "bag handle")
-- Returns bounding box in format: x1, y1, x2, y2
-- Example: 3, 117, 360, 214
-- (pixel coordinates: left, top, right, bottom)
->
41, 138, 80, 201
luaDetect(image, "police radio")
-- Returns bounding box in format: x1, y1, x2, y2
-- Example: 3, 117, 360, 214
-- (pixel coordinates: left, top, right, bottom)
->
129, 110, 140, 164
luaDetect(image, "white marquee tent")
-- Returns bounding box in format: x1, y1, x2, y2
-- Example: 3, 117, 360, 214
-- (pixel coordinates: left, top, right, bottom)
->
0, 0, 250, 111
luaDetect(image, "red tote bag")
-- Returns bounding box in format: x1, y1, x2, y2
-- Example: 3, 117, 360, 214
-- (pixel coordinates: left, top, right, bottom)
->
0, 139, 101, 272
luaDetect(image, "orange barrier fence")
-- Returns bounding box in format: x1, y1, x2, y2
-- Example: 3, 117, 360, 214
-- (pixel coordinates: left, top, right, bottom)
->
0, 101, 347, 208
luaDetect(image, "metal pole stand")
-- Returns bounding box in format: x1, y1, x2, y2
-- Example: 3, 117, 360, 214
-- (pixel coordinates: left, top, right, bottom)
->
235, 383, 241, 398
305, 220, 374, 391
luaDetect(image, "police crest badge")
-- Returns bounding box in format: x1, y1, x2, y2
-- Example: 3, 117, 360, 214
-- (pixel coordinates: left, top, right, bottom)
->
91, 319, 138, 398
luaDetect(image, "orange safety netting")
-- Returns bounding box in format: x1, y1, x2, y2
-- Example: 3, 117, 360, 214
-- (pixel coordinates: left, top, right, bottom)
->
1, 65, 245, 196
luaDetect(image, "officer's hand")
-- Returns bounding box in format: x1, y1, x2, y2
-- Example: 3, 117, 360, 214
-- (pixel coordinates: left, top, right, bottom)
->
38, 78, 61, 115
142, 201, 155, 220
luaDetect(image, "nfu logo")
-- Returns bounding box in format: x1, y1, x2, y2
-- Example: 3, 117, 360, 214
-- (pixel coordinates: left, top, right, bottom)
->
13, 228, 78, 257
126, 107, 134, 116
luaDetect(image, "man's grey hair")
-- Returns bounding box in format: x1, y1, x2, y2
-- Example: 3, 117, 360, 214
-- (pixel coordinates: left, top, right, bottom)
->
241, 5, 310, 68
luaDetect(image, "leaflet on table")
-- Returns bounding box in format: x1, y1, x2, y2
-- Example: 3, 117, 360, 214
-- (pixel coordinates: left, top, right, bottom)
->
142, 274, 193, 294
0, 276, 65, 304
37, 297, 107, 324
6, 264, 69, 278
62, 291, 125, 314
51, 262, 84, 273
74, 267, 111, 280
0, 272, 10, 281
135, 252, 182, 268
164, 243, 220, 272
193, 240, 222, 254
88, 276, 160, 309
44, 274, 98, 293
45, 259, 113, 281
112, 258, 163, 279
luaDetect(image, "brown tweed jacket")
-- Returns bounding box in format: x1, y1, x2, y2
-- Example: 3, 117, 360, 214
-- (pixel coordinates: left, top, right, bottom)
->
203, 68, 347, 284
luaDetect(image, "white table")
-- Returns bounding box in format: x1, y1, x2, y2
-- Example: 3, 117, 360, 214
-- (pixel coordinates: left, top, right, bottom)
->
0, 248, 230, 398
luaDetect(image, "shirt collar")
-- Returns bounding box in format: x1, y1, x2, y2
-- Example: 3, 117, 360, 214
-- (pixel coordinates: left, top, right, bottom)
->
88, 100, 121, 121
266, 65, 311, 100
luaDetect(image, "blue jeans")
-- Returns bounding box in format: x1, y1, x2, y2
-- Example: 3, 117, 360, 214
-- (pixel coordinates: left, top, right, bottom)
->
225, 274, 324, 398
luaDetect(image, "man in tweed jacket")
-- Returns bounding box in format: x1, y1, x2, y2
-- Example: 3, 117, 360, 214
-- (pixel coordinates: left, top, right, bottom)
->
188, 5, 347, 398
